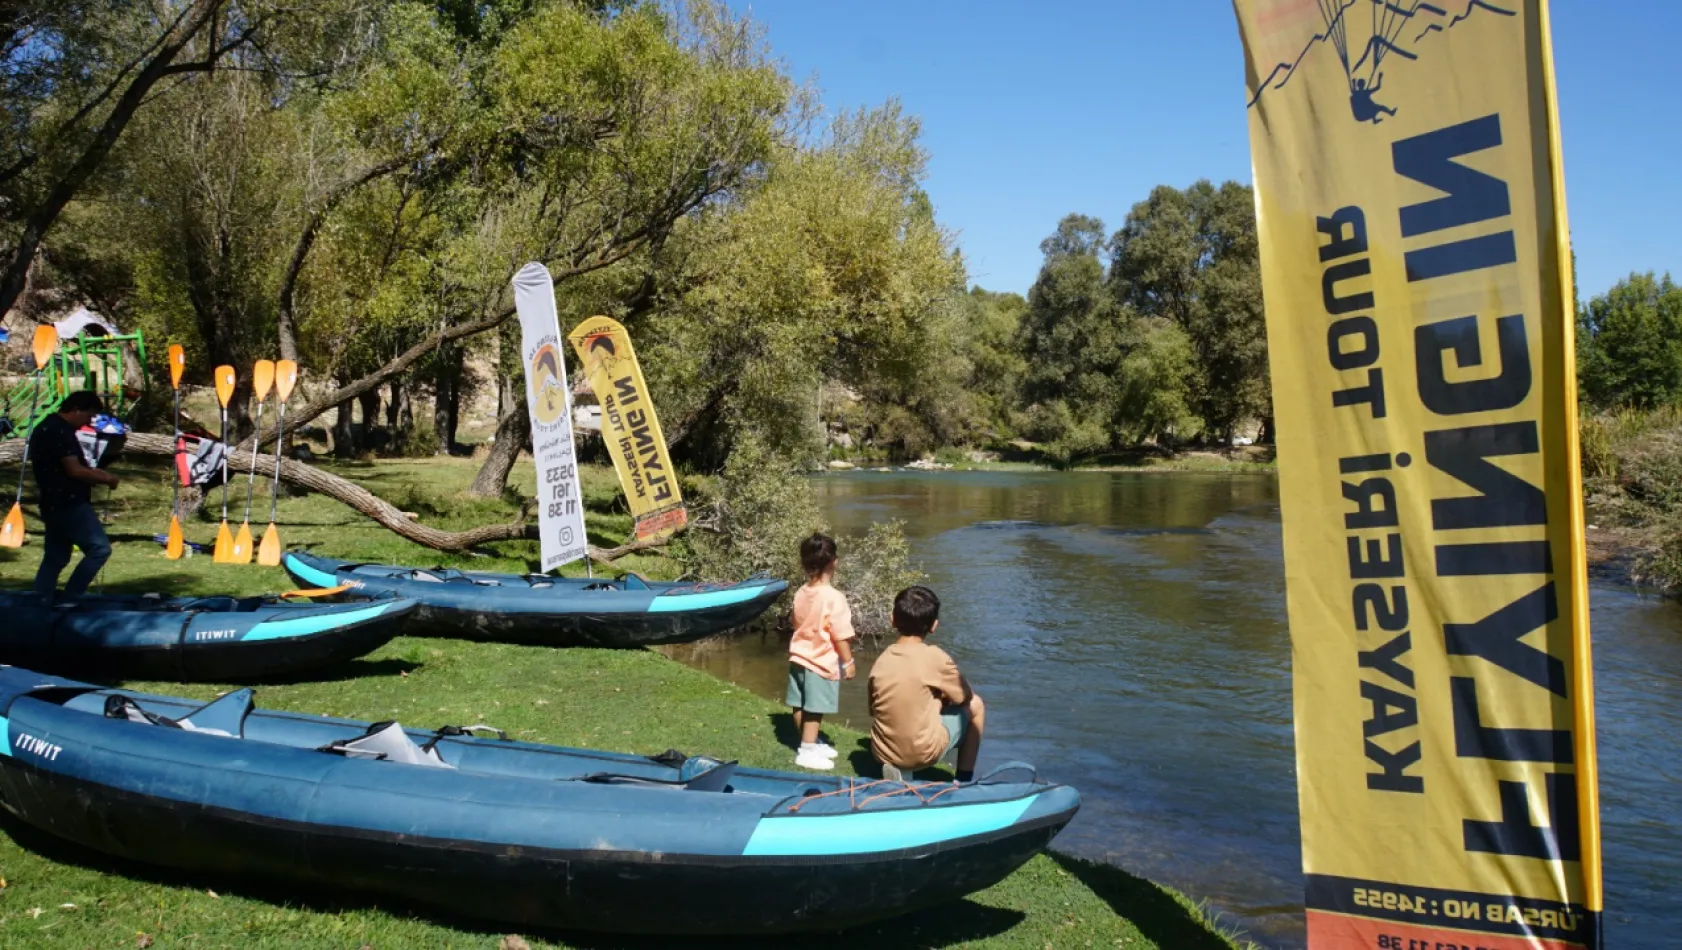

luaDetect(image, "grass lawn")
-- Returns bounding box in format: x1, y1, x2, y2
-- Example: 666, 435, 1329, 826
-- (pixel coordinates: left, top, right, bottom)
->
0, 454, 1248, 949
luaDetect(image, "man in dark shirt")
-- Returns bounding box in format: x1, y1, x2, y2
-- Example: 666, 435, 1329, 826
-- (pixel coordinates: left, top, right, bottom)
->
31, 391, 120, 601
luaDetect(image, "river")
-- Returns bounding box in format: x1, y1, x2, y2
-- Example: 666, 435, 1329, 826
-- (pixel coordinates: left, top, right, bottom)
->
665, 470, 1681, 949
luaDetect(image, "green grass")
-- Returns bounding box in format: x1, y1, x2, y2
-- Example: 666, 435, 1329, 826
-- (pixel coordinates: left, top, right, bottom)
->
0, 455, 1247, 949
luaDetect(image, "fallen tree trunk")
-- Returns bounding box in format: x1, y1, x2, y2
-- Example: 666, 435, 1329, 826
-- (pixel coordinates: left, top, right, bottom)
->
0, 433, 668, 564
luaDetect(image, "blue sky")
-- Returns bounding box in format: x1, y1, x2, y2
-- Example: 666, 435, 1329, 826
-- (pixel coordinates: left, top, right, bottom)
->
725, 1, 1680, 300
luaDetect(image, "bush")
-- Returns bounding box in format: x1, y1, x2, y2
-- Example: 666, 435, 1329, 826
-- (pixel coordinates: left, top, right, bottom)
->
687, 435, 825, 584
1581, 406, 1682, 591
687, 435, 922, 640
837, 518, 925, 647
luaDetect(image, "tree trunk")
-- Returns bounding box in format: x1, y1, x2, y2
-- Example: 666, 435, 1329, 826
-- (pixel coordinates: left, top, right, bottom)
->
432, 360, 455, 456
1258, 414, 1276, 445
387, 379, 412, 455
0, 433, 661, 561
441, 347, 464, 452
332, 399, 356, 459
470, 400, 529, 498
357, 388, 381, 453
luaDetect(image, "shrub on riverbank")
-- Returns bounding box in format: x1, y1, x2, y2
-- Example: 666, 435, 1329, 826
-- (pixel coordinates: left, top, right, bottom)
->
1581, 407, 1682, 590
687, 436, 923, 639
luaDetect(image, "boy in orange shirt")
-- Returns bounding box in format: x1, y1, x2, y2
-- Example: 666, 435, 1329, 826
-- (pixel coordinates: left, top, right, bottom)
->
787, 533, 856, 770
868, 585, 985, 783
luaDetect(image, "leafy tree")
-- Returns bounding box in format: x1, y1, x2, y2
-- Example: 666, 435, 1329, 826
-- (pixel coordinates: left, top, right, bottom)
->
1108, 180, 1268, 443
1579, 272, 1682, 409
636, 102, 965, 468
0, 1, 369, 324
1015, 214, 1197, 462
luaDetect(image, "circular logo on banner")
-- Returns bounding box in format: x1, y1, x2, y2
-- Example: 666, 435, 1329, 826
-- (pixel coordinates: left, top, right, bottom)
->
559, 526, 574, 546
529, 343, 567, 427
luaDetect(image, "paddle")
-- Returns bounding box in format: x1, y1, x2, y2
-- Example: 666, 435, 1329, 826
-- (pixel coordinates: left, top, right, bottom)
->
1, 326, 60, 548
211, 365, 236, 563
231, 359, 274, 565
164, 345, 187, 560
257, 359, 298, 567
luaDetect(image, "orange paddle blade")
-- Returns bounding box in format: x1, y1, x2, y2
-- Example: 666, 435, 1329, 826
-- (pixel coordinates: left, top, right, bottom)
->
214, 365, 236, 408
213, 521, 234, 562
257, 523, 282, 566
252, 359, 275, 401
232, 522, 253, 564
0, 503, 23, 548
274, 360, 299, 402
30, 325, 57, 369
278, 583, 354, 599
168, 344, 186, 388
165, 516, 184, 560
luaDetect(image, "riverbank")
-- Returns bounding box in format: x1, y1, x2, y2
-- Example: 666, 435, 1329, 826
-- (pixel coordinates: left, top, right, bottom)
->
828, 444, 1277, 474
0, 455, 1249, 949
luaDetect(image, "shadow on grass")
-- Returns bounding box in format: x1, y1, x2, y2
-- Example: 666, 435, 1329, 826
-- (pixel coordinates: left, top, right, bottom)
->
88, 571, 206, 594
237, 656, 422, 687
1049, 852, 1242, 950
0, 810, 1024, 948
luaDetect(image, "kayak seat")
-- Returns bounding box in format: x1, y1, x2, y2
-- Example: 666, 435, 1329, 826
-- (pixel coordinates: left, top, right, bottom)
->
618, 573, 651, 591
408, 570, 498, 587
578, 758, 738, 792
103, 688, 254, 738
319, 721, 455, 769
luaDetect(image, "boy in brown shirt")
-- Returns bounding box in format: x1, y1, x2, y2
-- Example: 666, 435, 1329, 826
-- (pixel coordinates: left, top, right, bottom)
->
867, 586, 985, 783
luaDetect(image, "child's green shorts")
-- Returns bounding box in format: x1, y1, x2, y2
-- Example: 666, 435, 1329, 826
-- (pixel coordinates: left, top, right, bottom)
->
786, 663, 841, 714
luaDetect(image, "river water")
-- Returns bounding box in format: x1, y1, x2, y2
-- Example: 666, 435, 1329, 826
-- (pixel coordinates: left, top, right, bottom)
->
665, 470, 1682, 949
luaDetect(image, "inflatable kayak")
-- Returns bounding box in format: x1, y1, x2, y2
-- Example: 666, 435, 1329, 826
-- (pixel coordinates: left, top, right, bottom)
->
0, 667, 1079, 934
0, 592, 413, 681
283, 551, 787, 647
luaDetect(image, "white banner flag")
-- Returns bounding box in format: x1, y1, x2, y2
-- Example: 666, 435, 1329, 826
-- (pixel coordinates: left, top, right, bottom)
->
513, 262, 588, 571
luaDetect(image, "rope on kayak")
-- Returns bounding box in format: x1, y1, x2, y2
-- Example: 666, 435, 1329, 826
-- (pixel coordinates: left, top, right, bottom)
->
783, 778, 962, 814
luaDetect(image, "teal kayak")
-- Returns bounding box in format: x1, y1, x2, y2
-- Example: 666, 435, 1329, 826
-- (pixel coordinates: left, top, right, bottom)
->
283, 551, 786, 647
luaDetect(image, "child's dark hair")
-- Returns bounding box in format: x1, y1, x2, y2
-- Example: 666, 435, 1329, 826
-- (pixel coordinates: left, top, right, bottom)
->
58, 390, 103, 414
799, 532, 838, 578
892, 586, 940, 635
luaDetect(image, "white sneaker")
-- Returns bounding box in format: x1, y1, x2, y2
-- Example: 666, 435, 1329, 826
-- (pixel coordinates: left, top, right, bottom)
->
800, 742, 839, 760
795, 748, 835, 770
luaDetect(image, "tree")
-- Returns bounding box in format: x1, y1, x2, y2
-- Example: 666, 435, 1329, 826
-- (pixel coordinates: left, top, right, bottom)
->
1579, 272, 1682, 409
1109, 180, 1268, 443
0, 1, 363, 324
259, 0, 793, 450
1014, 214, 1197, 462
634, 102, 966, 468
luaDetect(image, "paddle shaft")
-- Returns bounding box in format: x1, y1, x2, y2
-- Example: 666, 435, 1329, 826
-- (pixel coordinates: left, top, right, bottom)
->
170, 385, 182, 517
10, 373, 44, 501
267, 400, 287, 522
243, 399, 264, 521
219, 405, 230, 520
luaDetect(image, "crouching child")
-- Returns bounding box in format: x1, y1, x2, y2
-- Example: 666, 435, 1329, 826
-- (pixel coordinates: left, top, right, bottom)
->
868, 585, 984, 783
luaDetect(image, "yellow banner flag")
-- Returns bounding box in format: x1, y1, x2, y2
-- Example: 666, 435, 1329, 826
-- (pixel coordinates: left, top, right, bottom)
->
567, 316, 687, 542
1232, 2, 1599, 948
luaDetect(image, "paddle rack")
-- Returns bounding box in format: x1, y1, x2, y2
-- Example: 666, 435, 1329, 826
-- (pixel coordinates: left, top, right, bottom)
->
0, 329, 149, 440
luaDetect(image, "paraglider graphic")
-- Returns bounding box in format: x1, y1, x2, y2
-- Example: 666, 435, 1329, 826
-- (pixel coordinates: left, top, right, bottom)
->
529, 343, 568, 427
1247, 1, 1517, 123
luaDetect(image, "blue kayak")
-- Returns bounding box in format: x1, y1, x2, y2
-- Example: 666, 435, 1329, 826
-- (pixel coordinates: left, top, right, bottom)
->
283, 551, 787, 647
0, 666, 1079, 934
0, 592, 413, 681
